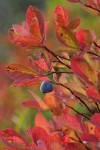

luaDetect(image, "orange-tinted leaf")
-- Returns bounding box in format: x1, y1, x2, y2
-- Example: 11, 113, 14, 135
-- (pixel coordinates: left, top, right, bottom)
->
26, 5, 45, 37
75, 29, 94, 50
8, 28, 41, 49
0, 128, 30, 149
44, 90, 63, 116
35, 112, 51, 131
6, 64, 35, 80
56, 26, 78, 48
91, 113, 100, 127
67, 143, 86, 150
6, 64, 35, 76
1, 147, 22, 150
71, 57, 98, 85
54, 5, 68, 26
29, 17, 42, 39
12, 78, 41, 87
32, 127, 50, 150
81, 133, 98, 142
29, 90, 48, 110
67, 18, 80, 30
86, 86, 100, 103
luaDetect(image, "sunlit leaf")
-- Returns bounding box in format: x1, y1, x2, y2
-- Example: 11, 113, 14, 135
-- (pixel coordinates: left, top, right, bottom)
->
56, 26, 78, 48
54, 5, 68, 26
8, 28, 41, 49
44, 90, 63, 116
26, 5, 45, 38
0, 129, 30, 149
35, 112, 51, 131
59, 114, 83, 133
71, 56, 98, 85
32, 127, 50, 150
75, 29, 94, 50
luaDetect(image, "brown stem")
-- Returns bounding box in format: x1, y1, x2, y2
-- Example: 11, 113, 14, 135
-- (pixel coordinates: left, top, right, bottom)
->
87, 51, 100, 57
51, 81, 93, 114
79, 1, 100, 14
43, 45, 71, 69
64, 102, 90, 120
74, 132, 91, 150
94, 102, 100, 112
43, 71, 73, 76
93, 41, 100, 49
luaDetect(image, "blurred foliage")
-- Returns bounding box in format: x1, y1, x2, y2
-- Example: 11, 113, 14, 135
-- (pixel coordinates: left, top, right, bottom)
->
0, 0, 100, 133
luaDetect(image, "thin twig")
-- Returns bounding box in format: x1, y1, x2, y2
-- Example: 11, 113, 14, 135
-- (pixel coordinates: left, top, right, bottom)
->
43, 45, 71, 69
93, 41, 100, 49
94, 102, 100, 112
51, 81, 93, 114
42, 71, 73, 76
79, 1, 100, 14
63, 102, 90, 120
87, 51, 100, 57
74, 132, 91, 150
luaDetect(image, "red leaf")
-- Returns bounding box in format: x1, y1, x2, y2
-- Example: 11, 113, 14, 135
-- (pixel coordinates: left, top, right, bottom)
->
91, 113, 100, 127
54, 5, 68, 26
22, 100, 42, 110
6, 64, 41, 87
0, 128, 30, 149
26, 5, 45, 38
12, 78, 41, 87
75, 29, 94, 50
94, 127, 100, 140
86, 86, 100, 103
32, 127, 50, 150
59, 114, 83, 133
67, 18, 80, 30
6, 64, 35, 80
67, 143, 85, 150
81, 133, 98, 142
8, 28, 41, 49
71, 56, 97, 85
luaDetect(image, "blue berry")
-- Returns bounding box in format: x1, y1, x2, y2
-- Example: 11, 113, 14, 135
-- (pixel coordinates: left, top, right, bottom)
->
40, 81, 53, 93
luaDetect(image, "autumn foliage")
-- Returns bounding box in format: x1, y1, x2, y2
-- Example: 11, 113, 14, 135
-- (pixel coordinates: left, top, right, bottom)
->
0, 1, 100, 150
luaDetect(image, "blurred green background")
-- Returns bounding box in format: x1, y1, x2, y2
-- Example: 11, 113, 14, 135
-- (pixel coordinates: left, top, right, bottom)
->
0, 0, 100, 132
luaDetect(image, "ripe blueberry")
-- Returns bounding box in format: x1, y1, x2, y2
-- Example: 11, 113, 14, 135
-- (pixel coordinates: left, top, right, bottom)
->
40, 81, 53, 93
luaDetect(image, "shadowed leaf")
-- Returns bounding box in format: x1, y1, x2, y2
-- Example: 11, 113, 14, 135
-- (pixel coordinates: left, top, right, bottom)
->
91, 113, 100, 127
86, 86, 100, 103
